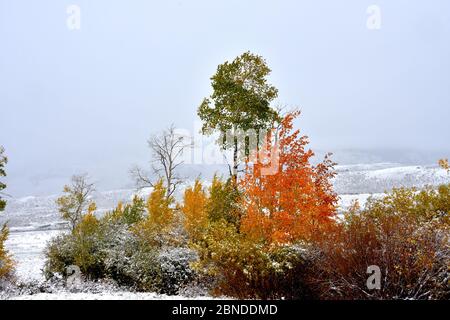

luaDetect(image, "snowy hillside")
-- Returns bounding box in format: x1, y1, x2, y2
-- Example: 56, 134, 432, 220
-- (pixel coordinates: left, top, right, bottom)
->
333, 163, 450, 194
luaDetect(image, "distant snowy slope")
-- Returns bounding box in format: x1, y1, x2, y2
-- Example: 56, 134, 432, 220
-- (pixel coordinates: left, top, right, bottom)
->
333, 163, 449, 194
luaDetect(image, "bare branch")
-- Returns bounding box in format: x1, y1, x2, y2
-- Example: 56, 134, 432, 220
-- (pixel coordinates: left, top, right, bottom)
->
130, 165, 154, 189
132, 124, 192, 199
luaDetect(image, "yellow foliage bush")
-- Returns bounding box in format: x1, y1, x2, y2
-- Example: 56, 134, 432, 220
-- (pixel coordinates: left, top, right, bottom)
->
104, 196, 146, 226
133, 180, 175, 246
0, 225, 14, 279
439, 158, 449, 173
147, 180, 174, 229
181, 180, 208, 242
364, 184, 450, 223
71, 204, 105, 277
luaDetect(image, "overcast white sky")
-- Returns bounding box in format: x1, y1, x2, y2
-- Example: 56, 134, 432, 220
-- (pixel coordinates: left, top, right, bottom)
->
1, 0, 449, 196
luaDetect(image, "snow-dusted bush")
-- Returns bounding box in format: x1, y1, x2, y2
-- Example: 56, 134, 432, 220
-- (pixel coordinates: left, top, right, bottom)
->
101, 222, 197, 294
157, 247, 197, 295
44, 196, 199, 295
100, 222, 162, 292
44, 233, 76, 278
44, 212, 107, 279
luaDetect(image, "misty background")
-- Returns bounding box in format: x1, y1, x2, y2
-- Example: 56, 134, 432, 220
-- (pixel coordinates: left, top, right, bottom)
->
1, 0, 449, 197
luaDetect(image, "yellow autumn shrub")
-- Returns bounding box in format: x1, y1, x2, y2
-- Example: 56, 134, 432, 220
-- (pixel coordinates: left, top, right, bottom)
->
0, 225, 14, 279
71, 203, 105, 277
133, 180, 175, 246
181, 180, 208, 243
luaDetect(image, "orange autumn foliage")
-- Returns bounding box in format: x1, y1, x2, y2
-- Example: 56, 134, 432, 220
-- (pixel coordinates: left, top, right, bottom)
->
240, 111, 338, 244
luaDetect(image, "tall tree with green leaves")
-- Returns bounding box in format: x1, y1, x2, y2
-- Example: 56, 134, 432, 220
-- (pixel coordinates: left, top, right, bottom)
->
0, 146, 7, 212
198, 52, 280, 182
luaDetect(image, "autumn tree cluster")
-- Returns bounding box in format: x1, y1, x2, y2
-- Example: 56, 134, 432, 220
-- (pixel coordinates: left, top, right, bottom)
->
46, 178, 195, 294
181, 110, 339, 298
43, 52, 449, 299
179, 111, 449, 298
187, 52, 448, 299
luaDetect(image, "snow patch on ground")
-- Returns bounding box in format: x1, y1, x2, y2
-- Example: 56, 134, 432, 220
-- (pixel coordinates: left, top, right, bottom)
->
5, 230, 64, 281
8, 291, 219, 300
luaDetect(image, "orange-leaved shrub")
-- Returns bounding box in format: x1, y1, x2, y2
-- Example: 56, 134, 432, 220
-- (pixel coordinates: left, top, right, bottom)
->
240, 110, 338, 244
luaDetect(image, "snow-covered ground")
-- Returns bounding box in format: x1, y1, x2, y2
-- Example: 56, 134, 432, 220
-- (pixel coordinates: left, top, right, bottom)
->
9, 291, 219, 300
1, 163, 449, 299
5, 229, 64, 282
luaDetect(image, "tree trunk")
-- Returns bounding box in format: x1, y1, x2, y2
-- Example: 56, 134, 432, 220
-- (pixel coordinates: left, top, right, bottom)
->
232, 135, 238, 184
